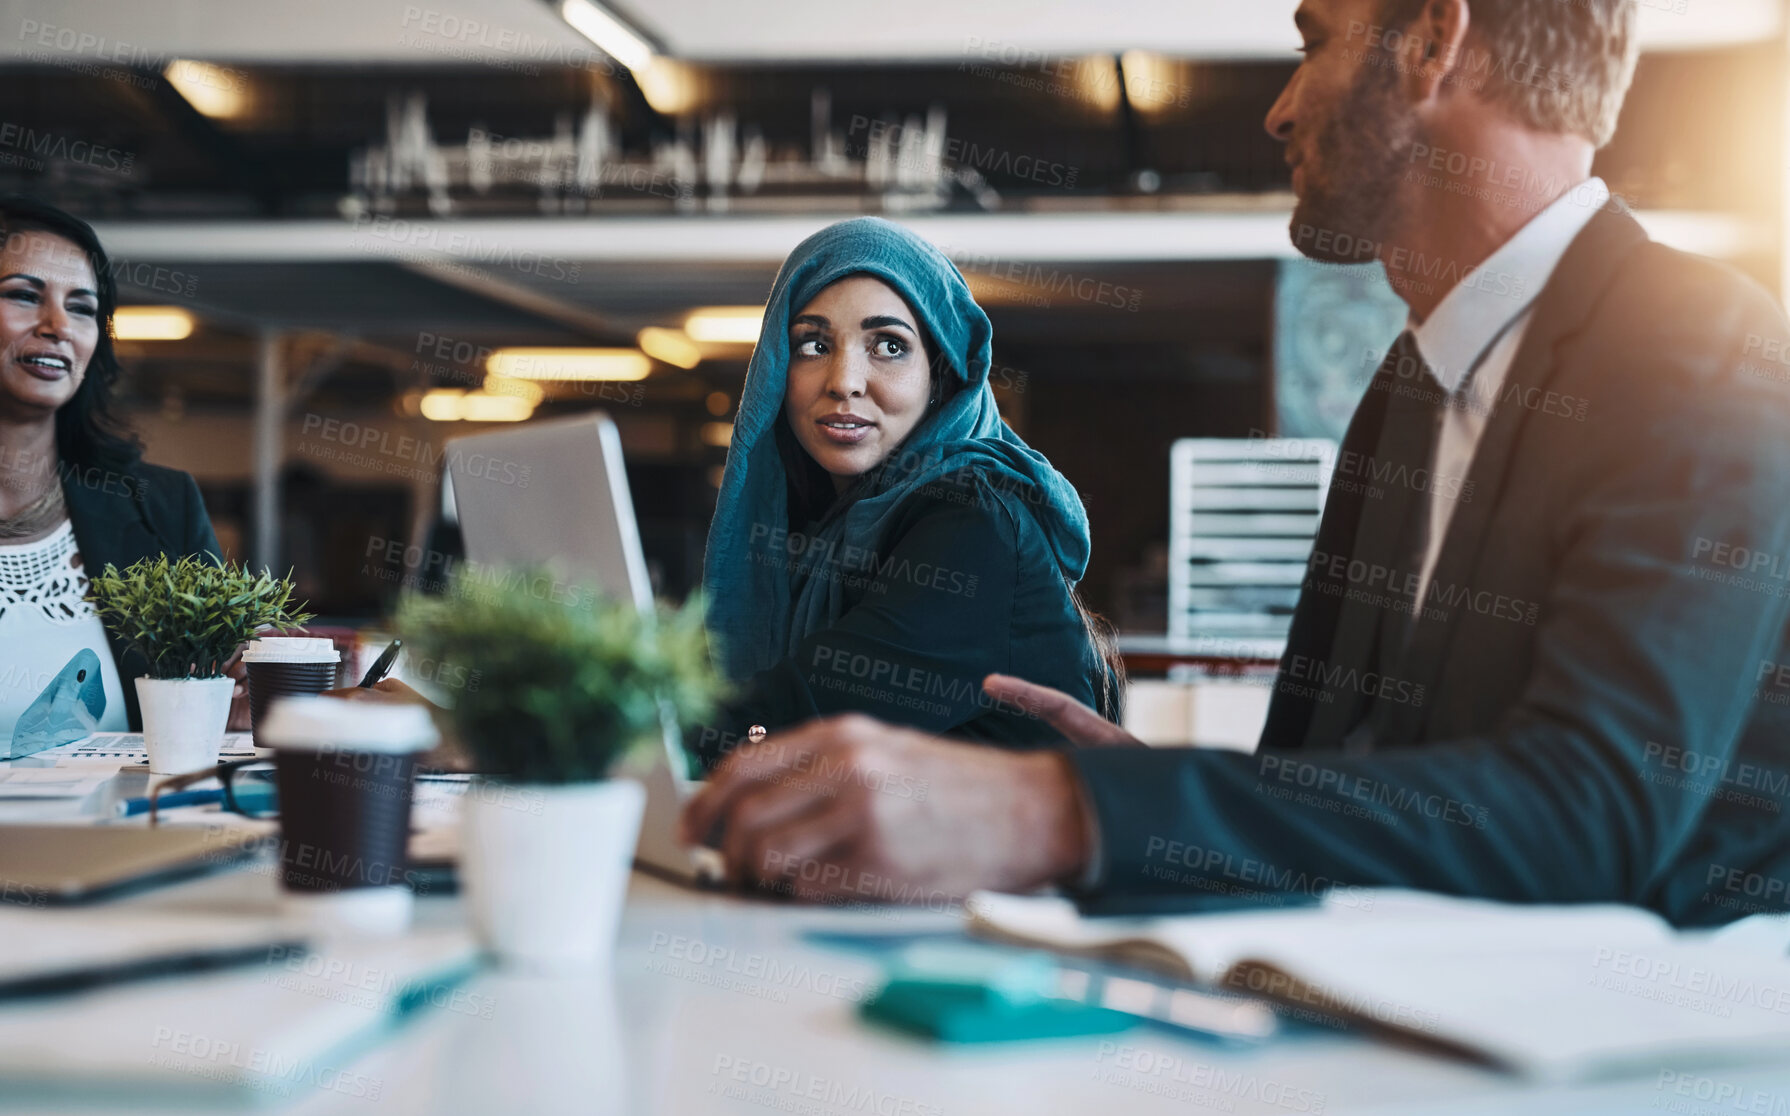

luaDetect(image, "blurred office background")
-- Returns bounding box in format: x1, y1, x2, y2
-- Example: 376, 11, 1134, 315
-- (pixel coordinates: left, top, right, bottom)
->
3, 0, 1783, 736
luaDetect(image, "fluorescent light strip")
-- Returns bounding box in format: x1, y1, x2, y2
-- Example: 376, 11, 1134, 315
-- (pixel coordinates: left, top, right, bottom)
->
685, 307, 764, 344
420, 388, 535, 422
638, 326, 702, 369
163, 60, 248, 119
113, 306, 196, 341
559, 0, 654, 72
488, 347, 653, 381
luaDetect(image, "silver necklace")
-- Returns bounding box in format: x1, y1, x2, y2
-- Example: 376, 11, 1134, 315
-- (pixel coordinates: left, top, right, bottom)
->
0, 479, 66, 540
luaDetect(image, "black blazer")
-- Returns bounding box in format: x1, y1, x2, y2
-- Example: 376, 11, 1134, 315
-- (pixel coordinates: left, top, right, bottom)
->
63, 459, 223, 731
1070, 203, 1790, 925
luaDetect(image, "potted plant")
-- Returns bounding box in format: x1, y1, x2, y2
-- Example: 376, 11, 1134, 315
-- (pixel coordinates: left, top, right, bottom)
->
397, 566, 723, 972
88, 555, 312, 775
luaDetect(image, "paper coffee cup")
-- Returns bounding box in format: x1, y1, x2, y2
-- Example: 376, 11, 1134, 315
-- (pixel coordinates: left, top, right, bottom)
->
259, 697, 437, 935
243, 638, 342, 749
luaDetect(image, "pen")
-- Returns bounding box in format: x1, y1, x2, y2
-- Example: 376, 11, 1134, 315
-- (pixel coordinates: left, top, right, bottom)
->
1073, 891, 1323, 917
358, 638, 402, 687
115, 788, 224, 817
0, 940, 307, 1002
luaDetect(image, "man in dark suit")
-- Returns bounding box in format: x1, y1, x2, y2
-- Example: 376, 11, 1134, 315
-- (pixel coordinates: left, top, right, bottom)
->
684, 0, 1790, 925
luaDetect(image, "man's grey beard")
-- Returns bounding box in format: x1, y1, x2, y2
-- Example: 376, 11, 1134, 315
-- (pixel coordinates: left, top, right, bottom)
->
1291, 63, 1420, 265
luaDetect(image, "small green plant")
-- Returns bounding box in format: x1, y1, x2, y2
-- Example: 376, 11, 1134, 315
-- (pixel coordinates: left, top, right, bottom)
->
396, 566, 726, 784
88, 555, 314, 679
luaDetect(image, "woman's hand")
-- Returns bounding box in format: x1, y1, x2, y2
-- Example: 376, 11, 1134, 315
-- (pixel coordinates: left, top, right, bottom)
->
319, 678, 468, 771
319, 677, 434, 706
224, 655, 251, 732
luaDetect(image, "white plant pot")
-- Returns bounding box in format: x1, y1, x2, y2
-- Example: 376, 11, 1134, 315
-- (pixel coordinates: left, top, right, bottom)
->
135, 676, 236, 775
460, 777, 645, 973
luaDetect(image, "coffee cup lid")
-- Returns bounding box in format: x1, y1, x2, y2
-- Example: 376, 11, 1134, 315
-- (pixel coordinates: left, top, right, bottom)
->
242, 637, 340, 664
259, 696, 437, 753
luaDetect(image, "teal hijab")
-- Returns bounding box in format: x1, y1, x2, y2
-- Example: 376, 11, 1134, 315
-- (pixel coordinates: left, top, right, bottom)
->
702, 217, 1092, 683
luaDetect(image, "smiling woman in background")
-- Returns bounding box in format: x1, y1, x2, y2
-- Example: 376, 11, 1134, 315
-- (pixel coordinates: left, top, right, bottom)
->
0, 197, 223, 736
696, 217, 1122, 769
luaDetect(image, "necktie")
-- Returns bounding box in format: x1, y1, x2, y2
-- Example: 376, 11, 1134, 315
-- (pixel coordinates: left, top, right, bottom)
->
1297, 330, 1450, 752
1365, 332, 1448, 726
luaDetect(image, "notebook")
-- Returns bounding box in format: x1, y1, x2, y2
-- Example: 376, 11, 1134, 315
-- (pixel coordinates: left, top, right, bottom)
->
967, 889, 1790, 1083
0, 909, 298, 994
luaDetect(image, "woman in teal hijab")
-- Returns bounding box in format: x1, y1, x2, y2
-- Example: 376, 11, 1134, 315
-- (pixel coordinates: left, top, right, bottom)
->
698, 217, 1121, 767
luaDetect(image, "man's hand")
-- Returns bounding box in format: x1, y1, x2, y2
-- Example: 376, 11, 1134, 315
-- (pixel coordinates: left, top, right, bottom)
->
678, 713, 1091, 903
982, 673, 1141, 747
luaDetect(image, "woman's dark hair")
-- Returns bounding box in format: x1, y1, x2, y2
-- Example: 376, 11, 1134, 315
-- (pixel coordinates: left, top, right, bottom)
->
0, 195, 141, 471
1072, 581, 1128, 724
776, 418, 839, 529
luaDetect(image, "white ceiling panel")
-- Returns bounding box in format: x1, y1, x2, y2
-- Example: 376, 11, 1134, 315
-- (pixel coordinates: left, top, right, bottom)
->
1, 0, 593, 64
628, 0, 1305, 61
1, 0, 1776, 65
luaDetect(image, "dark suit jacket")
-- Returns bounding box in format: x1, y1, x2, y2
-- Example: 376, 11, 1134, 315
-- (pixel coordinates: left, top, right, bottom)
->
62, 458, 223, 731
1071, 204, 1790, 926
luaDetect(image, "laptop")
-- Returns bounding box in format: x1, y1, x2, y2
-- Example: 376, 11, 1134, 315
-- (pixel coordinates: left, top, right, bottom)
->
446, 414, 723, 885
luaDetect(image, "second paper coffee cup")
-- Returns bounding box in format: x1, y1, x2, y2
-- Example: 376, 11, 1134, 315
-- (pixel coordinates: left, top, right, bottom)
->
258, 696, 438, 936
242, 637, 341, 748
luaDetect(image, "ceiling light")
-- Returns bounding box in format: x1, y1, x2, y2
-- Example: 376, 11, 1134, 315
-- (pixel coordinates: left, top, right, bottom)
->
113, 306, 195, 341
163, 60, 248, 119
482, 375, 546, 405
421, 388, 536, 422
684, 307, 764, 345
700, 422, 734, 448
636, 58, 699, 116
486, 347, 652, 381
461, 393, 535, 422
420, 389, 467, 421
1120, 51, 1183, 115
559, 0, 654, 72
638, 326, 702, 369
1074, 55, 1123, 114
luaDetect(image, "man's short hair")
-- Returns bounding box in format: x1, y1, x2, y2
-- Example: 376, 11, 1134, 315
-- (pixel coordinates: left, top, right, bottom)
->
1379, 0, 1639, 147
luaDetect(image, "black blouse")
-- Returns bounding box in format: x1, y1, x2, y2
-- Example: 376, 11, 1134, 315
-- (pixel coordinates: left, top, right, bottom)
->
693, 469, 1110, 770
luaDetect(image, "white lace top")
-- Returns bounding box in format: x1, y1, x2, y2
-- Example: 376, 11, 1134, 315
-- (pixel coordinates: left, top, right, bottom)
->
0, 520, 129, 739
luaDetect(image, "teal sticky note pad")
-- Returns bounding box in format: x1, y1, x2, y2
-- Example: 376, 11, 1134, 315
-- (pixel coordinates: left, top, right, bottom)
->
882, 944, 1058, 1004
862, 980, 1138, 1044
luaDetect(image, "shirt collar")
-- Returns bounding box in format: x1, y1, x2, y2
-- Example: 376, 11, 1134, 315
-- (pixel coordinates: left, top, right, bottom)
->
1409, 177, 1609, 393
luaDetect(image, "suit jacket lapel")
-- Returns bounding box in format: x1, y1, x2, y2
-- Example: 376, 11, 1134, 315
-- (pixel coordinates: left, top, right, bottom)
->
63, 464, 167, 573
1377, 204, 1652, 745
63, 463, 166, 727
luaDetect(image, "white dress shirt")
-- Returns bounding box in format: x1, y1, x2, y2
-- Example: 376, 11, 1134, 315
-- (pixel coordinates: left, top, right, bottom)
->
0, 519, 129, 740
1407, 177, 1610, 608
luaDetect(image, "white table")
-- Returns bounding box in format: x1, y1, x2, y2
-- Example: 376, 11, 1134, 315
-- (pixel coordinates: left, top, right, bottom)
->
6, 775, 1790, 1115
